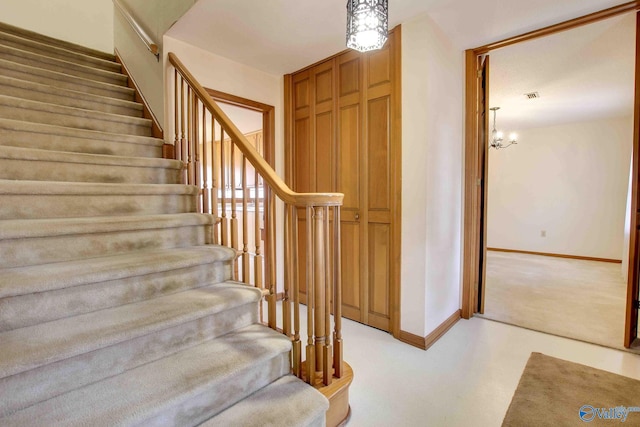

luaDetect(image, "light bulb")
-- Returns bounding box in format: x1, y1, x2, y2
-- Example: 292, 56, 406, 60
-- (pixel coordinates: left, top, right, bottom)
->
496, 131, 504, 140
509, 133, 517, 142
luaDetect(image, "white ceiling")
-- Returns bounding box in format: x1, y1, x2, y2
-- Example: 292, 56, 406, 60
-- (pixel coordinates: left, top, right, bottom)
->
218, 103, 262, 135
166, 0, 628, 75
490, 12, 635, 131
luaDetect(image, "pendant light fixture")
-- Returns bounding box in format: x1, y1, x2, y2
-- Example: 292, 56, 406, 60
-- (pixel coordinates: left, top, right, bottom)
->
489, 107, 518, 149
346, 0, 389, 52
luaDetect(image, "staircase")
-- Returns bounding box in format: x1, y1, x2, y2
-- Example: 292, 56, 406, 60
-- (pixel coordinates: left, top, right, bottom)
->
0, 22, 329, 426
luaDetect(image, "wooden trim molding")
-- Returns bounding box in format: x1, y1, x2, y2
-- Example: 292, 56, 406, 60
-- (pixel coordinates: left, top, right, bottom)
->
474, 1, 640, 54
114, 50, 164, 140
487, 248, 622, 263
398, 310, 462, 350
205, 87, 276, 168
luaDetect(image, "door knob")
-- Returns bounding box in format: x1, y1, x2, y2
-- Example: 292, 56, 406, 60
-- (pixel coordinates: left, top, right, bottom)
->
355, 213, 360, 220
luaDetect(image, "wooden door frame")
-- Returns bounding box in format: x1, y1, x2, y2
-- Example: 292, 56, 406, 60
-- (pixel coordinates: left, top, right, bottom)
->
205, 88, 275, 168
461, 1, 640, 348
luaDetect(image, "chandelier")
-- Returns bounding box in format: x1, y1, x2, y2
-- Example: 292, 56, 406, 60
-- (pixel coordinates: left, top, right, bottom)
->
489, 107, 518, 149
346, 0, 388, 52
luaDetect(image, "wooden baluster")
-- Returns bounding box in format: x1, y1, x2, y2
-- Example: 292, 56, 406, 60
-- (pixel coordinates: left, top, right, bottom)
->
187, 87, 194, 186
333, 206, 343, 378
254, 172, 264, 322
202, 108, 209, 215
220, 129, 228, 247
194, 99, 202, 213
292, 205, 302, 378
179, 78, 187, 184
211, 116, 219, 245
283, 203, 292, 338
323, 206, 332, 385
313, 207, 326, 373
242, 154, 250, 283
305, 206, 315, 384
230, 142, 239, 280
173, 70, 179, 161
267, 189, 277, 330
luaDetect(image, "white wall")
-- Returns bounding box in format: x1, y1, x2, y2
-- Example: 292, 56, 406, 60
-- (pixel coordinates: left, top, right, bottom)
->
0, 0, 113, 53
487, 116, 633, 260
401, 15, 464, 337
114, 0, 196, 130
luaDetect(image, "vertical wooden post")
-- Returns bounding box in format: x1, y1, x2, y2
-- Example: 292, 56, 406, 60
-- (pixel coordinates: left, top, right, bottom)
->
194, 99, 202, 213
186, 87, 194, 186
291, 205, 302, 378
220, 129, 228, 247
267, 190, 277, 330
242, 154, 250, 283
173, 70, 179, 160
230, 142, 239, 280
305, 206, 315, 384
202, 109, 209, 215
313, 207, 326, 373
323, 206, 332, 385
179, 78, 187, 184
255, 172, 264, 322
211, 116, 219, 245
283, 204, 292, 337
333, 205, 343, 377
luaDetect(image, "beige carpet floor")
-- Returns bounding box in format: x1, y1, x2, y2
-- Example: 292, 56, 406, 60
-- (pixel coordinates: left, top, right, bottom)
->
480, 251, 633, 350
503, 352, 640, 426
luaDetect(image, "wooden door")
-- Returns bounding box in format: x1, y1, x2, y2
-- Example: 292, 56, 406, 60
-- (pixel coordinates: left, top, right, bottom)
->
286, 30, 400, 332
477, 55, 490, 314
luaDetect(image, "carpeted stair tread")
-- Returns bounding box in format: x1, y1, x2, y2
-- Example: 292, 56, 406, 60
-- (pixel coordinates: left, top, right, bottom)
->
0, 145, 181, 183
0, 118, 163, 157
0, 75, 143, 117
0, 94, 151, 136
0, 324, 291, 427
0, 179, 196, 195
0, 30, 121, 72
0, 57, 134, 100
0, 244, 235, 331
0, 212, 215, 268
0, 21, 115, 61
0, 244, 232, 312
201, 375, 329, 427
0, 180, 198, 220
0, 43, 128, 86
0, 282, 263, 380
0, 212, 211, 240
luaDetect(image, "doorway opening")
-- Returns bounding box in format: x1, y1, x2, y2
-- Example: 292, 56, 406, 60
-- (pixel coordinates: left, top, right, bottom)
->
462, 3, 640, 351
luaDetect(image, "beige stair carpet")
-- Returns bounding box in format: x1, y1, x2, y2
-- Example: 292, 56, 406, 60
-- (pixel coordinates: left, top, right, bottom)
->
0, 21, 327, 426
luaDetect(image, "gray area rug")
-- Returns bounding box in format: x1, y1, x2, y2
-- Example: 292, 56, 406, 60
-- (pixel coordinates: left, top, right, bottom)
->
502, 353, 640, 426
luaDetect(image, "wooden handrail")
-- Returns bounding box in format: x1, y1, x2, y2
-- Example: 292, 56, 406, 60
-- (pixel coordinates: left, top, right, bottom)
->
168, 52, 343, 207
113, 0, 159, 59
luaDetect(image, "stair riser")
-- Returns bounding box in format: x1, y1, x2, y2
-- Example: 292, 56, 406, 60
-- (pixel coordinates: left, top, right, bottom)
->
0, 302, 259, 417
0, 103, 151, 136
0, 61, 134, 101
0, 262, 233, 331
0, 193, 197, 220
0, 48, 127, 86
0, 158, 181, 184
0, 80, 142, 117
0, 126, 162, 158
145, 353, 291, 427
0, 34, 121, 72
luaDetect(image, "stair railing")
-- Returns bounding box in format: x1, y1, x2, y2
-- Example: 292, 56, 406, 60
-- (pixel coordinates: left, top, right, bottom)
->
169, 52, 344, 385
